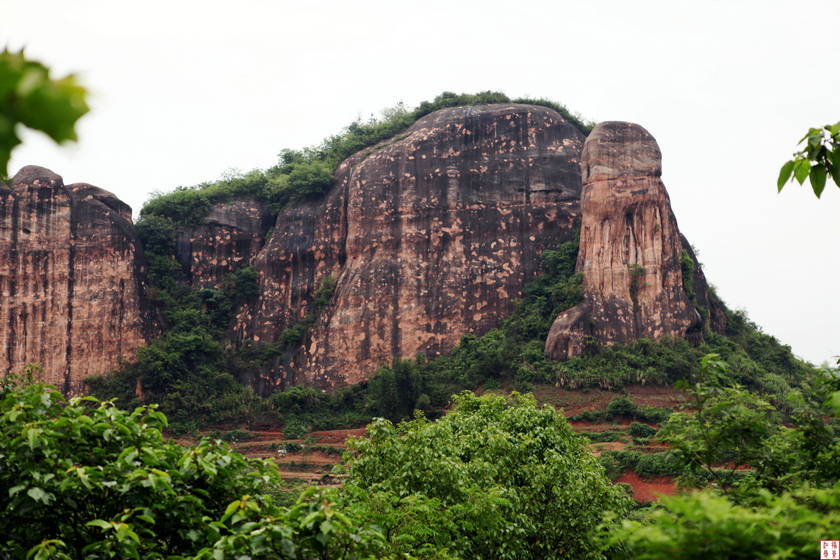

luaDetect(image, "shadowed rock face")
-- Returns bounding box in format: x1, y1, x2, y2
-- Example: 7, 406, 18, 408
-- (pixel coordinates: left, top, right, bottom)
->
545, 122, 700, 358
680, 234, 727, 335
234, 104, 586, 391
175, 200, 273, 290
0, 166, 149, 394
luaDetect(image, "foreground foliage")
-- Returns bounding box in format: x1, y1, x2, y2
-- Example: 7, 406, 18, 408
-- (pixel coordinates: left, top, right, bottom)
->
607, 484, 840, 559
0, 49, 88, 180
341, 391, 632, 559
778, 122, 840, 198
0, 370, 385, 559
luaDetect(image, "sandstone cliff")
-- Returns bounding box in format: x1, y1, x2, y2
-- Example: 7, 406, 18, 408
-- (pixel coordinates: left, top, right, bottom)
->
234, 104, 586, 391
545, 122, 703, 360
0, 166, 149, 394
1, 108, 725, 396
175, 200, 273, 290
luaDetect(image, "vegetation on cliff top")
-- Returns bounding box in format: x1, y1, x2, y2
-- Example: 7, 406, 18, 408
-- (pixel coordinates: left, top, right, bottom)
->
138, 91, 594, 225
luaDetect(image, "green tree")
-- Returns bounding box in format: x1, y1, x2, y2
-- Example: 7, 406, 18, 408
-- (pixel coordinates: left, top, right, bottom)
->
341, 391, 631, 559
659, 354, 787, 493
0, 49, 88, 180
778, 122, 840, 197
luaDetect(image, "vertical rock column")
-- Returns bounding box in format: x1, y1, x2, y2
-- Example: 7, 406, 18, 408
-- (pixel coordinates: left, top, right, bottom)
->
545, 122, 699, 360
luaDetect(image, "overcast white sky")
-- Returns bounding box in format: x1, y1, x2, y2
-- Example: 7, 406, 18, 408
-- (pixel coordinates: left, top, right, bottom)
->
3, 0, 839, 365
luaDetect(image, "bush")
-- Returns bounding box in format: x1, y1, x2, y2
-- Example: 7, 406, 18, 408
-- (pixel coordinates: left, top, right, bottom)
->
629, 422, 658, 439
0, 372, 272, 559
586, 430, 627, 443
606, 485, 840, 559
283, 420, 308, 440
282, 441, 302, 453
599, 453, 621, 481
607, 395, 638, 418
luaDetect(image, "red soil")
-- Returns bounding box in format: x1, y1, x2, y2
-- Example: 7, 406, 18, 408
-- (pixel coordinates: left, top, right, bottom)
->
616, 472, 679, 502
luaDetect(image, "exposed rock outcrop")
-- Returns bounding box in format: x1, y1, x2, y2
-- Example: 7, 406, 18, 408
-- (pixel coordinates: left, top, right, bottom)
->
0, 166, 149, 394
545, 122, 699, 359
175, 200, 273, 290
543, 301, 591, 361
235, 104, 586, 391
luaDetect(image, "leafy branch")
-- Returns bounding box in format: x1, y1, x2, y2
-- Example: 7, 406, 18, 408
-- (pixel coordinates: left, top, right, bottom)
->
778, 122, 840, 198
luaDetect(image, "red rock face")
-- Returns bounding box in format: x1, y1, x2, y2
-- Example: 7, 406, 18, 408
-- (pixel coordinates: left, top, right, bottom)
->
235, 104, 585, 391
175, 200, 273, 291
0, 167, 149, 394
545, 122, 700, 359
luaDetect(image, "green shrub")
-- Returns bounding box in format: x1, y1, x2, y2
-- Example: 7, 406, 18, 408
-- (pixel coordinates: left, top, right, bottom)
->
283, 420, 308, 440
282, 441, 302, 453
629, 422, 658, 439
637, 405, 672, 424
0, 374, 292, 560
599, 453, 621, 481
607, 395, 638, 418
586, 430, 626, 443
616, 482, 634, 497
606, 485, 840, 559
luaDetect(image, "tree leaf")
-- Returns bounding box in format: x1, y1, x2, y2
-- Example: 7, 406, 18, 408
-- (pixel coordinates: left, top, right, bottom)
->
777, 161, 795, 191
26, 487, 51, 504
221, 500, 240, 523
794, 160, 811, 185
810, 165, 826, 198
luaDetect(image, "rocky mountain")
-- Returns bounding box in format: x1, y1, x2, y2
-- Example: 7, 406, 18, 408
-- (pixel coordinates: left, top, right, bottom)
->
0, 105, 722, 395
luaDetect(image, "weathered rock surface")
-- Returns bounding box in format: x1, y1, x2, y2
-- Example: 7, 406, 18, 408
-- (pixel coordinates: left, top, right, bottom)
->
545, 122, 699, 358
175, 200, 273, 290
234, 104, 586, 391
543, 301, 591, 361
0, 166, 149, 394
